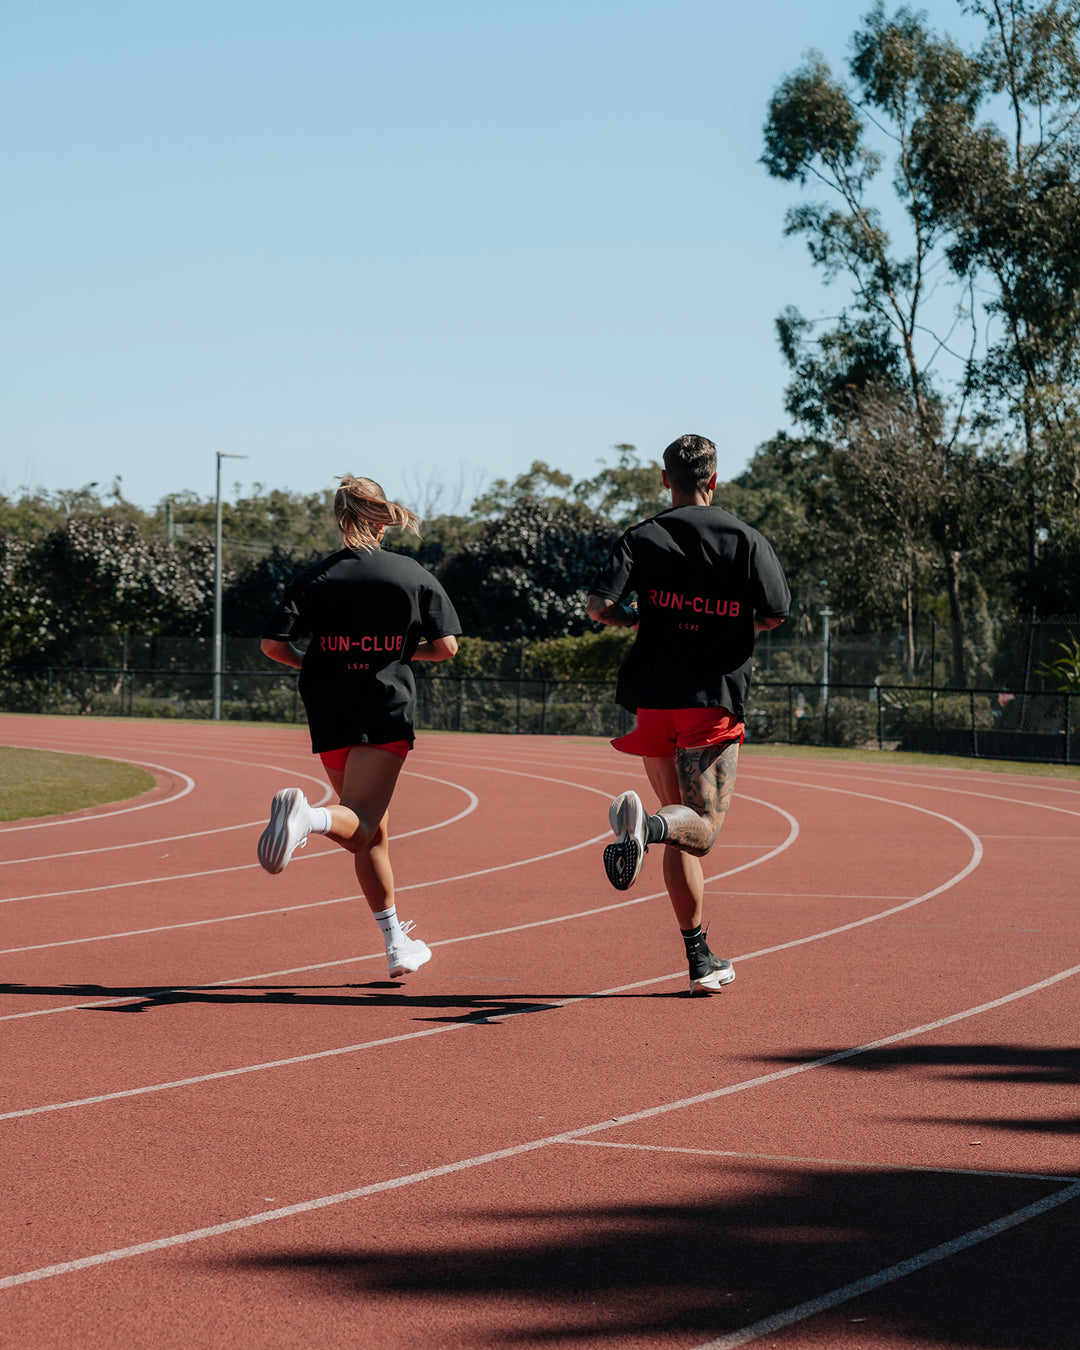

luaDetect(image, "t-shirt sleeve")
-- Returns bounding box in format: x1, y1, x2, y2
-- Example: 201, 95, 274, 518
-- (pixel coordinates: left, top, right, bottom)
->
420, 575, 462, 639
587, 533, 634, 601
261, 581, 306, 642
750, 536, 791, 619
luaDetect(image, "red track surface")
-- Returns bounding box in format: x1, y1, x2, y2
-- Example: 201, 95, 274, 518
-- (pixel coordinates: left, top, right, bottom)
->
1, 713, 1078, 1349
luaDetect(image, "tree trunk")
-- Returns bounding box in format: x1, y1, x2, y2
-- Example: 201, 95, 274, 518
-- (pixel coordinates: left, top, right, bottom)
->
944, 548, 965, 686
905, 583, 916, 682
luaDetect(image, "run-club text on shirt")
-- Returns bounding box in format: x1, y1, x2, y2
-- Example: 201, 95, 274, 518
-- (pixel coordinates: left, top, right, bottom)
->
319, 633, 405, 669
648, 590, 740, 616
319, 634, 404, 652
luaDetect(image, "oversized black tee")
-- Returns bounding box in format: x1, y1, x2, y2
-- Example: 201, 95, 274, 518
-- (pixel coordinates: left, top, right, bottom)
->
588, 505, 790, 717
262, 547, 460, 752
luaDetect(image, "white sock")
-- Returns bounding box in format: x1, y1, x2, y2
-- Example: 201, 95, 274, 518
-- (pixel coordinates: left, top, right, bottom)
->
308, 806, 332, 834
373, 905, 403, 950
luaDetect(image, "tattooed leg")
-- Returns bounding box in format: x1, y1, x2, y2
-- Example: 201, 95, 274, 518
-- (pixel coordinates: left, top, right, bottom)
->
661, 740, 741, 855
643, 741, 740, 930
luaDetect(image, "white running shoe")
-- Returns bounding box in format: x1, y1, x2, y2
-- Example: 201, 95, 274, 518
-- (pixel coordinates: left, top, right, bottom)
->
386, 921, 432, 978
257, 788, 311, 874
604, 789, 648, 891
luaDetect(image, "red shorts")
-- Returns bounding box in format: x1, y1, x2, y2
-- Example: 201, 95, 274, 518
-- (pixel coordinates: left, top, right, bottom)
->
611, 706, 745, 758
319, 741, 411, 771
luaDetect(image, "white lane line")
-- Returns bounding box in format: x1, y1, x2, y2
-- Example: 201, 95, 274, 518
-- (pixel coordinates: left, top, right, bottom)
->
0, 796, 798, 1013
0, 761, 196, 836
730, 783, 983, 963
0, 763, 472, 866
690, 1181, 1080, 1349
0, 755, 333, 860
0, 898, 353, 956
746, 766, 1080, 819
2, 961, 1078, 1290
0, 772, 477, 904
561, 1140, 1080, 1184
0, 967, 696, 1118
0, 828, 607, 963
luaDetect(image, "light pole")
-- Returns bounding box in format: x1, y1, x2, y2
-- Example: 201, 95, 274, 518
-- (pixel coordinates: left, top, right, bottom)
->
820, 582, 832, 706
213, 452, 248, 720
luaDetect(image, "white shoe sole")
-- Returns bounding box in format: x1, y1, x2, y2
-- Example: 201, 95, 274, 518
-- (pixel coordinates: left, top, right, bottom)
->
257, 788, 308, 874
388, 940, 432, 978
690, 963, 735, 994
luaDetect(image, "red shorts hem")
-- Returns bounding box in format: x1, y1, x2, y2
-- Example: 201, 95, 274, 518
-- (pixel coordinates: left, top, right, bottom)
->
319, 741, 411, 771
611, 706, 745, 758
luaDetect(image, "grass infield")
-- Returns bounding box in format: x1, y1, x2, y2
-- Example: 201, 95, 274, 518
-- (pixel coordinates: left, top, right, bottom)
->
0, 746, 156, 823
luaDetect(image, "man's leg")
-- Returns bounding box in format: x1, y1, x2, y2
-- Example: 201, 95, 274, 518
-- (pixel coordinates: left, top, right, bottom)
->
642, 755, 703, 931
603, 739, 741, 891
657, 739, 741, 856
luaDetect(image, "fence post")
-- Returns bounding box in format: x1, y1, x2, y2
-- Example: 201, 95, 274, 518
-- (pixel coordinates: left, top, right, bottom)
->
877, 686, 883, 750
457, 677, 465, 732
970, 689, 978, 757
1065, 692, 1072, 766
929, 618, 936, 728
788, 684, 794, 744
540, 680, 549, 735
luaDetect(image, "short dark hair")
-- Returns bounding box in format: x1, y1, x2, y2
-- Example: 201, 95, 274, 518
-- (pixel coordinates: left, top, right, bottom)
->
663, 434, 716, 493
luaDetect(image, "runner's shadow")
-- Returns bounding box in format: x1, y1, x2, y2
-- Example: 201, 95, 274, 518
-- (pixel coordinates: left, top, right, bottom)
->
200, 1161, 1080, 1346
0, 981, 565, 1021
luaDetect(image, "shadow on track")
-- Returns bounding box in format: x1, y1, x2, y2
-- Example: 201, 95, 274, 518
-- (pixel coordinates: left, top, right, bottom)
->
198, 1161, 1080, 1347
756, 1043, 1080, 1137
0, 980, 573, 1020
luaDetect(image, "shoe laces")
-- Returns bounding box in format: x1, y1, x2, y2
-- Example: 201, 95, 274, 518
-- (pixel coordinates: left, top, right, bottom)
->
390, 920, 417, 949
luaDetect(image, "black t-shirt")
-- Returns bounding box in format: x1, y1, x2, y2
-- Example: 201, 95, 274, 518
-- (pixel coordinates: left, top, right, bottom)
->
262, 547, 461, 752
588, 505, 789, 716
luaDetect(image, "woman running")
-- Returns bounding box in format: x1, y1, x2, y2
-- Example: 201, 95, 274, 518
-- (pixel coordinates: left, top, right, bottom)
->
257, 474, 460, 977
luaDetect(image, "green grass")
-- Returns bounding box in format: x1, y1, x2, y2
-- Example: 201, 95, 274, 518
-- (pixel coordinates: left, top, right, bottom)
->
0, 746, 157, 822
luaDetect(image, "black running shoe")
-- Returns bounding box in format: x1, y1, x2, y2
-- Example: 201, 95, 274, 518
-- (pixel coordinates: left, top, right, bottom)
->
687, 945, 735, 994
604, 790, 648, 890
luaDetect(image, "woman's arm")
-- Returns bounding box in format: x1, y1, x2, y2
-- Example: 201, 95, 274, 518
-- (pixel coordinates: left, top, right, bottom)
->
412, 635, 459, 663
586, 594, 638, 628
261, 638, 304, 669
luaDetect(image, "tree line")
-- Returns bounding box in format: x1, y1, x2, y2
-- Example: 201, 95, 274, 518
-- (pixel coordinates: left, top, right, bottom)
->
1, 1, 1078, 686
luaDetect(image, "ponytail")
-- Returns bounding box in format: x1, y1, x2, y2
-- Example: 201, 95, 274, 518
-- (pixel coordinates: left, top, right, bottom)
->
334, 475, 421, 552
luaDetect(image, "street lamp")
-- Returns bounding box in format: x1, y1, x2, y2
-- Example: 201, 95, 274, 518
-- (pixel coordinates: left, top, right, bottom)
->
819, 581, 832, 706
213, 452, 248, 720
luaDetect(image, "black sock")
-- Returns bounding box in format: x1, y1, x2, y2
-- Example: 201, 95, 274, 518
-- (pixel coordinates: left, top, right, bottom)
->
681, 925, 703, 953
646, 813, 667, 845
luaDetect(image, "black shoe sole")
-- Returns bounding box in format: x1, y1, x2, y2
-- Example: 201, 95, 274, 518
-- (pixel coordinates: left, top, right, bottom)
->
603, 839, 643, 890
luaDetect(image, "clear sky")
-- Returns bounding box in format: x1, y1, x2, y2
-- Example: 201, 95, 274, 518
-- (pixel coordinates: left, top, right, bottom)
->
4, 0, 984, 515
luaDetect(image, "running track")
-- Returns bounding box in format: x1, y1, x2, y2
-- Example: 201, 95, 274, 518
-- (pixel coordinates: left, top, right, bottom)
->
1, 714, 1078, 1349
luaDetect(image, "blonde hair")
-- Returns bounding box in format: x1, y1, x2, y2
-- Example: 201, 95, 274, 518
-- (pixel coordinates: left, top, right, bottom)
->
334, 475, 421, 552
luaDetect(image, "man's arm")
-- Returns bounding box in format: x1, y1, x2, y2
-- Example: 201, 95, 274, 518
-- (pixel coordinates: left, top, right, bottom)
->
754, 616, 785, 633
261, 638, 304, 669
586, 594, 638, 629
412, 635, 459, 663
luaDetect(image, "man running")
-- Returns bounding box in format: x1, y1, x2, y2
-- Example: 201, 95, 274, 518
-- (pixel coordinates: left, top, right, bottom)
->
586, 434, 789, 993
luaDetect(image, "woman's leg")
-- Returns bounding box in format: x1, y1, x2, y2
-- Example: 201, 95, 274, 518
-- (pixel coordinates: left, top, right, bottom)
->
322, 745, 404, 914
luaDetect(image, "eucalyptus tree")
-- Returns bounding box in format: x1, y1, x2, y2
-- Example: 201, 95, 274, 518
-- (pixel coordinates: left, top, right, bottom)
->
762, 5, 985, 682
911, 0, 1080, 594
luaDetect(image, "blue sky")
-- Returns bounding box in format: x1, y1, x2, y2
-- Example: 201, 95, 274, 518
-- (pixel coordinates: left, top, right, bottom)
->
4, 0, 985, 514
